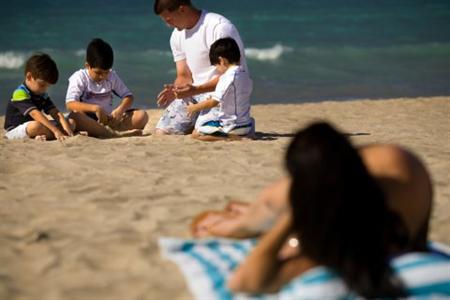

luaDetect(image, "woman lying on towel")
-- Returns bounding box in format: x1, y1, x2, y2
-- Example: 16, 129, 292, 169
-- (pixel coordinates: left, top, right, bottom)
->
191, 125, 433, 254
193, 122, 449, 298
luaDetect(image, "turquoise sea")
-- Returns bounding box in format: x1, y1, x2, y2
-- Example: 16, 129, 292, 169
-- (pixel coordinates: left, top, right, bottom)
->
1, 0, 449, 113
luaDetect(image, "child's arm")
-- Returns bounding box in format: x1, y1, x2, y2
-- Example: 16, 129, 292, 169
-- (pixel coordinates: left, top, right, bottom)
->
186, 98, 219, 117
28, 109, 66, 140
66, 101, 109, 125
110, 72, 133, 123
48, 108, 73, 136
110, 95, 133, 121
174, 76, 220, 99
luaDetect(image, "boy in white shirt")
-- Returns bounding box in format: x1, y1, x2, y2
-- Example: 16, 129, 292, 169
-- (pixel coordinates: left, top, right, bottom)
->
186, 37, 254, 141
66, 38, 148, 138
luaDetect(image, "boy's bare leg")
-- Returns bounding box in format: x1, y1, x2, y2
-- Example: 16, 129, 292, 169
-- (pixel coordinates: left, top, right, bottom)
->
111, 110, 148, 131
26, 121, 55, 140
67, 118, 77, 132
69, 112, 142, 138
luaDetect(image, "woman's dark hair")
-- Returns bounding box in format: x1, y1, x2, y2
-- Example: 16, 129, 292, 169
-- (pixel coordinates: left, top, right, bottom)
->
286, 122, 406, 298
86, 38, 114, 70
154, 0, 191, 14
25, 53, 59, 84
209, 37, 241, 65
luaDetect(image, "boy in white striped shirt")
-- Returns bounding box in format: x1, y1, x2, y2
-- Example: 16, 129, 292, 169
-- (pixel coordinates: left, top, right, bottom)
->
66, 38, 148, 138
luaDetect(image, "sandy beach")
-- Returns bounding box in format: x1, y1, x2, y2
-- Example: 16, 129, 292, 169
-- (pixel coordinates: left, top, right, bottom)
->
0, 97, 449, 300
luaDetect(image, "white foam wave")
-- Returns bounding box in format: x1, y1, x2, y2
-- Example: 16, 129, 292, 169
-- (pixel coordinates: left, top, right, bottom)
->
245, 44, 293, 61
0, 52, 26, 69
74, 49, 85, 57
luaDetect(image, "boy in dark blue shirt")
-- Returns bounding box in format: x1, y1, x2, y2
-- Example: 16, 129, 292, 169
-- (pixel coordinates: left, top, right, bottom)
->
4, 53, 75, 141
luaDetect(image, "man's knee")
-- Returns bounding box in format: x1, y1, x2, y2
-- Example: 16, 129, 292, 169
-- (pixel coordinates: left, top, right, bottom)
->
155, 128, 170, 135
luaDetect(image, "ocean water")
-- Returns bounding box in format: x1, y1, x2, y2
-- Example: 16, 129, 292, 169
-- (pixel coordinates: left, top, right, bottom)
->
1, 0, 449, 114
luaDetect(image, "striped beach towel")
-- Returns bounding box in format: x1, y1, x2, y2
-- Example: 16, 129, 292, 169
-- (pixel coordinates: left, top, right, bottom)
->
159, 238, 450, 300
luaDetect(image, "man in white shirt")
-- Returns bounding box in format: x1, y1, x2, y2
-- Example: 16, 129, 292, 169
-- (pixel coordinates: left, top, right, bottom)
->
153, 0, 250, 135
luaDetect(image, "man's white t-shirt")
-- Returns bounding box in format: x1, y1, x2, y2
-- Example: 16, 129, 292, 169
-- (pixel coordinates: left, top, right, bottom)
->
65, 69, 132, 114
170, 10, 248, 86
196, 65, 252, 131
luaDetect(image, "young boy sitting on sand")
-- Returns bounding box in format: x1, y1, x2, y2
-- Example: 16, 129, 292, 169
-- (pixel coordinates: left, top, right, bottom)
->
66, 38, 148, 138
186, 37, 254, 141
4, 53, 75, 141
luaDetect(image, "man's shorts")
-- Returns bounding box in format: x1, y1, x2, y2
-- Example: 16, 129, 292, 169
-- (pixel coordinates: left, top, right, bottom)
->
155, 98, 200, 135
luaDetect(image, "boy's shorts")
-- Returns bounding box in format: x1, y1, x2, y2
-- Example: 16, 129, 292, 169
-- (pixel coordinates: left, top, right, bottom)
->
155, 98, 201, 135
197, 118, 255, 137
4, 120, 58, 140
4, 121, 32, 140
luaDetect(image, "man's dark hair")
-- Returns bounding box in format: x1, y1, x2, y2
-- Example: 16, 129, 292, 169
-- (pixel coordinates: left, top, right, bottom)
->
286, 122, 407, 298
25, 53, 59, 84
86, 38, 114, 70
154, 0, 191, 15
209, 37, 241, 65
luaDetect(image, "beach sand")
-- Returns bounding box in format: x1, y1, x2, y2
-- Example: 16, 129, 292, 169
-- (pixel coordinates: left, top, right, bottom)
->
0, 97, 449, 300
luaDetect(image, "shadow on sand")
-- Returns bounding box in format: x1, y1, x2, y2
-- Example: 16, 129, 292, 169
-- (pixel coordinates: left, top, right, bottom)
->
254, 131, 371, 141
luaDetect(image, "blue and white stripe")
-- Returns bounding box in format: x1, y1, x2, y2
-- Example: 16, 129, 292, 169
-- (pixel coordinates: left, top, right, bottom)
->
159, 238, 450, 300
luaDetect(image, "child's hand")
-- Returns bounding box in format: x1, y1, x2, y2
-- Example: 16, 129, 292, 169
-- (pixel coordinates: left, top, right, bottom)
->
95, 106, 109, 125
53, 129, 67, 142
61, 122, 74, 137
186, 102, 198, 117
110, 107, 124, 120
109, 108, 125, 129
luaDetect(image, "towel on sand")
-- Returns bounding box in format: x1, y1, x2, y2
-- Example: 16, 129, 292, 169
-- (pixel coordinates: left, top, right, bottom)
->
159, 237, 450, 300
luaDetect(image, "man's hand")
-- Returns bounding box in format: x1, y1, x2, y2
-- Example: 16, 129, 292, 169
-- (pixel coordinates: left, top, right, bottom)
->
174, 84, 197, 99
157, 84, 176, 107
94, 106, 109, 125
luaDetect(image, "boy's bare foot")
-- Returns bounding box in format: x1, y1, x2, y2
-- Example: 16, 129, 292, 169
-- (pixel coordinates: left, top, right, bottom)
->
102, 126, 143, 138
78, 131, 89, 136
34, 135, 47, 141
116, 129, 143, 137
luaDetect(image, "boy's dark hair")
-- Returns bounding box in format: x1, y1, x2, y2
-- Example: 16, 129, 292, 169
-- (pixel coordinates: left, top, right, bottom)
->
86, 38, 114, 70
209, 37, 241, 65
286, 122, 406, 298
154, 0, 191, 14
25, 53, 59, 84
